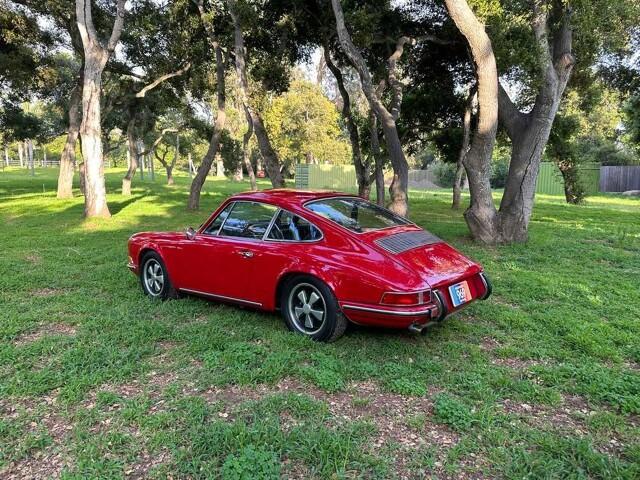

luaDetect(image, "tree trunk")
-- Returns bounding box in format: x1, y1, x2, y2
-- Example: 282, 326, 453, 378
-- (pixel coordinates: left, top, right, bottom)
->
188, 44, 226, 210
452, 88, 475, 209
496, 6, 574, 242
445, 0, 499, 244
369, 111, 385, 206
324, 44, 369, 199
228, 0, 285, 189
249, 112, 284, 187
149, 150, 155, 182
331, 0, 408, 215
558, 162, 582, 204
166, 165, 174, 185
79, 162, 86, 195
138, 140, 145, 180
242, 105, 258, 191
18, 142, 24, 167
122, 116, 137, 196
216, 156, 225, 177
3, 144, 8, 167
233, 159, 243, 181
76, 0, 126, 218
175, 132, 180, 182
27, 139, 35, 176
80, 62, 110, 217
57, 74, 82, 198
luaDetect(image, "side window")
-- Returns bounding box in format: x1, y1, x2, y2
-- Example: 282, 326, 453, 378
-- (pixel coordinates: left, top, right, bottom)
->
220, 201, 278, 239
204, 203, 234, 235
267, 210, 322, 241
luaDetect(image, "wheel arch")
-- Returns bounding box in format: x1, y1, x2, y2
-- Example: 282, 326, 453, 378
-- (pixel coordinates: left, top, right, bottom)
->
274, 270, 336, 310
138, 244, 168, 269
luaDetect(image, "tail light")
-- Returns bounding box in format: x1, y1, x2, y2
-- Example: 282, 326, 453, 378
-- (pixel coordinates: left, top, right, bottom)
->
381, 290, 431, 306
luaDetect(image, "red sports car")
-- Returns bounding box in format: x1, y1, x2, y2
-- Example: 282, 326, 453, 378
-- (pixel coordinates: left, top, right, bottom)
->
127, 190, 491, 341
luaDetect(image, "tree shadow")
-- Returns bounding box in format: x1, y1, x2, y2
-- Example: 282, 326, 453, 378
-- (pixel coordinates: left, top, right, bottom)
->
109, 195, 146, 216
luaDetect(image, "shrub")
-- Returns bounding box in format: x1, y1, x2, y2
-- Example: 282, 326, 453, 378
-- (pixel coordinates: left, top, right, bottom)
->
490, 158, 510, 188
433, 161, 457, 188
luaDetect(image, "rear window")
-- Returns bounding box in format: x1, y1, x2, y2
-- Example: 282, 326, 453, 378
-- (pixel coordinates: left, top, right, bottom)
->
305, 197, 410, 233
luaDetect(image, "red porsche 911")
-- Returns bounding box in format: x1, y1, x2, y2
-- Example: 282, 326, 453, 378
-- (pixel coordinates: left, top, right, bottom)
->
127, 190, 491, 341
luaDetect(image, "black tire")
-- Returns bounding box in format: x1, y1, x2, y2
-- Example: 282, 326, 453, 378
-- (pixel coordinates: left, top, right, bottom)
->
139, 251, 179, 300
280, 275, 348, 342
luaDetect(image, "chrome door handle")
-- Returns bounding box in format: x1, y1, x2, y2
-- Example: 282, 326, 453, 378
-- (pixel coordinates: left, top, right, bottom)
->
238, 250, 254, 258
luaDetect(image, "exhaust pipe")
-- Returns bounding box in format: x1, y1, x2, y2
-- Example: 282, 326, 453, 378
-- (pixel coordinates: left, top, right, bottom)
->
408, 321, 437, 334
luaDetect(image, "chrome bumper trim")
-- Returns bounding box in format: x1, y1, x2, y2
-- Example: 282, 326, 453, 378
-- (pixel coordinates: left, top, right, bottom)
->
341, 304, 433, 317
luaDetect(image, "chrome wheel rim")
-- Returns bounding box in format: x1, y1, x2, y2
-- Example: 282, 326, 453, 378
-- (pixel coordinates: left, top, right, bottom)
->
288, 283, 326, 335
143, 259, 164, 296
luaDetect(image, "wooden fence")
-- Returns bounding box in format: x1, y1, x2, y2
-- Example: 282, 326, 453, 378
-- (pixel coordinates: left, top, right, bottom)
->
599, 166, 640, 192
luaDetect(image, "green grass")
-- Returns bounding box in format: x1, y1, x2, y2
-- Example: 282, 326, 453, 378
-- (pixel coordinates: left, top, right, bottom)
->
1, 167, 639, 479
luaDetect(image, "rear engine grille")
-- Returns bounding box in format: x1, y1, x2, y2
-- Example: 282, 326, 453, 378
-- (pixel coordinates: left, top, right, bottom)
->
375, 230, 441, 254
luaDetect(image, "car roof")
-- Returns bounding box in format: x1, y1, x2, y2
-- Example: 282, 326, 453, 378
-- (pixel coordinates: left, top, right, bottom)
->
229, 189, 356, 208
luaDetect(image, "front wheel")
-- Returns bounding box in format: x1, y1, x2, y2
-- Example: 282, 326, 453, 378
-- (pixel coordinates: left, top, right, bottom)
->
280, 276, 347, 342
140, 252, 178, 300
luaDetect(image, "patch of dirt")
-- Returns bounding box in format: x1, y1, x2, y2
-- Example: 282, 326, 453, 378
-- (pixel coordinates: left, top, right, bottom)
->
500, 396, 589, 436
123, 448, 171, 479
30, 287, 63, 298
24, 252, 42, 264
13, 324, 76, 346
0, 449, 71, 480
0, 391, 73, 480
623, 360, 640, 372
491, 357, 547, 368
83, 370, 183, 410
280, 458, 314, 479
155, 341, 177, 352
199, 378, 460, 479
479, 336, 501, 351
491, 297, 520, 309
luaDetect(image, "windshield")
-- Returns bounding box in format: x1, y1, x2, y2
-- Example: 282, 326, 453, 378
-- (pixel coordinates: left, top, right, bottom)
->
305, 197, 410, 233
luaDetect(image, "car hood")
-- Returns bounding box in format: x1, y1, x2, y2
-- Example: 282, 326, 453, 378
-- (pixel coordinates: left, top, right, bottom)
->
364, 226, 481, 287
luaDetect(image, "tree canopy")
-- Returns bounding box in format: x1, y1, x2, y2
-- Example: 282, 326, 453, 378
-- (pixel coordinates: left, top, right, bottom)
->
1, 0, 639, 241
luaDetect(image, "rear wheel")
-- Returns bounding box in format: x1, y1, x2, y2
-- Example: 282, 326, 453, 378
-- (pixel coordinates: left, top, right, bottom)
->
140, 252, 178, 300
280, 275, 347, 342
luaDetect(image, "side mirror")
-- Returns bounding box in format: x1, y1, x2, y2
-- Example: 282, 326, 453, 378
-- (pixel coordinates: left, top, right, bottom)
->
185, 227, 196, 240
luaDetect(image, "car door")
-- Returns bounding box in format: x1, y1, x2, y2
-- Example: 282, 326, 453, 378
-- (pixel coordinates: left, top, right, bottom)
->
180, 201, 278, 306
248, 209, 325, 307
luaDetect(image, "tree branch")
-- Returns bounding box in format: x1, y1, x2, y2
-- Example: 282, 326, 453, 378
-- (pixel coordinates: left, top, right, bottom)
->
415, 34, 457, 46
552, 7, 575, 78
388, 36, 415, 120
76, 0, 97, 48
135, 63, 191, 98
139, 128, 178, 157
498, 82, 527, 140
106, 0, 127, 53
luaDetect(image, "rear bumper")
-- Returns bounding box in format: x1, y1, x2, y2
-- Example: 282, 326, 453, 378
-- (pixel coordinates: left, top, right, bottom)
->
340, 271, 492, 332
340, 302, 436, 329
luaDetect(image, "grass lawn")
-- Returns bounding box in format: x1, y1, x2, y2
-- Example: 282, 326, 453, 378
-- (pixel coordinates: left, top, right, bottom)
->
1, 167, 639, 479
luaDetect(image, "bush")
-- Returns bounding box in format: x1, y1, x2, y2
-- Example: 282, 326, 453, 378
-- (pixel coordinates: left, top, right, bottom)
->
490, 158, 510, 188
433, 161, 457, 188
221, 446, 280, 480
